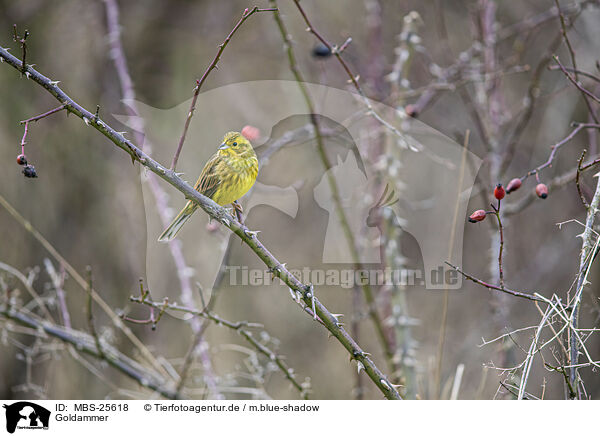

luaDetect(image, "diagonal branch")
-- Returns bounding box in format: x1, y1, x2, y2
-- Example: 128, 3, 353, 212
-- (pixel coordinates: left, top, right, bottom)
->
0, 44, 401, 400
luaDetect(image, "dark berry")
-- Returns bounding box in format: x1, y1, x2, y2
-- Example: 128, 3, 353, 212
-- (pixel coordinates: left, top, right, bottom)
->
22, 164, 37, 178
312, 43, 331, 58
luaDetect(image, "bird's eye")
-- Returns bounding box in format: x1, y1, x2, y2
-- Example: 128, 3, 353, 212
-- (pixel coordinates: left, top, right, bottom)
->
232, 142, 237, 147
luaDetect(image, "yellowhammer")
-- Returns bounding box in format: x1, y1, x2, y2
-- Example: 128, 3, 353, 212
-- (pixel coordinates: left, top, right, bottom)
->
158, 131, 259, 241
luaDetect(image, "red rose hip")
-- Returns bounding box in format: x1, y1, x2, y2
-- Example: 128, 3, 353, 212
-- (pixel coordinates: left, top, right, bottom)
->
494, 184, 505, 200
536, 183, 548, 199
17, 154, 27, 165
506, 178, 522, 194
468, 209, 487, 223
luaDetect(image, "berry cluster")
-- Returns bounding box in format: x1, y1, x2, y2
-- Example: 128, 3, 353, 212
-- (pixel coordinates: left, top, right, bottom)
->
468, 178, 548, 223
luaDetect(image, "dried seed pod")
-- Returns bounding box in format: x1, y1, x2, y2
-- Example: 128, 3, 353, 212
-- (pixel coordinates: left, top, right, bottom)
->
468, 209, 486, 223
535, 183, 548, 199
506, 178, 522, 194
494, 183, 505, 200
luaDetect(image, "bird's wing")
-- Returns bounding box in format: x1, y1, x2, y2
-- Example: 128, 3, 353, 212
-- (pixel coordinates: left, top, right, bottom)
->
194, 153, 222, 200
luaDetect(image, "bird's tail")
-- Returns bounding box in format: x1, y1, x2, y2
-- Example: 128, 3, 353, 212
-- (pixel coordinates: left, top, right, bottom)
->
158, 201, 197, 242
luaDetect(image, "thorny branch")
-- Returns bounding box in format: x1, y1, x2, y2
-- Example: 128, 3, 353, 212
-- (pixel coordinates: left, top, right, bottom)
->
0, 303, 180, 399
0, 44, 401, 400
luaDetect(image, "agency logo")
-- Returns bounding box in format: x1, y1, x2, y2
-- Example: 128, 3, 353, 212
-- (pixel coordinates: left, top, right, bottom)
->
2, 402, 50, 433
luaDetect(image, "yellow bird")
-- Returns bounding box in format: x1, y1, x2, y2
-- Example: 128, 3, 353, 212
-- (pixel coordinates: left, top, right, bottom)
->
158, 132, 259, 241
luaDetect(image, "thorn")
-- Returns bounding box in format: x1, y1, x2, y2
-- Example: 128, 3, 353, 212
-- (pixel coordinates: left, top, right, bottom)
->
83, 117, 90, 126
380, 378, 392, 390
244, 229, 260, 238
357, 361, 365, 374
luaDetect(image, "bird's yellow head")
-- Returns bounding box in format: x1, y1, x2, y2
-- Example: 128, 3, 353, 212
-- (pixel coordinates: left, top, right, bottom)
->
218, 132, 254, 157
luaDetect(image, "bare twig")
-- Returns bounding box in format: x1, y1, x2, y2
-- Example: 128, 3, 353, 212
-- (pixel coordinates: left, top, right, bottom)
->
170, 6, 277, 171
519, 122, 600, 182
85, 266, 105, 359
12, 24, 29, 75
554, 55, 600, 106
576, 149, 590, 208
518, 304, 552, 399
44, 259, 71, 329
130, 295, 310, 399
0, 261, 54, 321
500, 31, 566, 174
553, 0, 599, 123
490, 202, 505, 290
445, 262, 545, 303
0, 303, 179, 399
20, 104, 66, 124
175, 322, 210, 396
0, 192, 171, 381
548, 64, 600, 83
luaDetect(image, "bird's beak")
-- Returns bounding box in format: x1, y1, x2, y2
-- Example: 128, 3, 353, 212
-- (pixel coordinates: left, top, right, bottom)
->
219, 143, 228, 150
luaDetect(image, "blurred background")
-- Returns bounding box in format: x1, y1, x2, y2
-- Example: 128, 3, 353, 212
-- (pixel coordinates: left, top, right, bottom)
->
1, 0, 599, 400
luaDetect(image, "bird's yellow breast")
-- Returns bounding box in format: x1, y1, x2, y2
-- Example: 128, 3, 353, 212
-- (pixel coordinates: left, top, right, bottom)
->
211, 155, 259, 206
